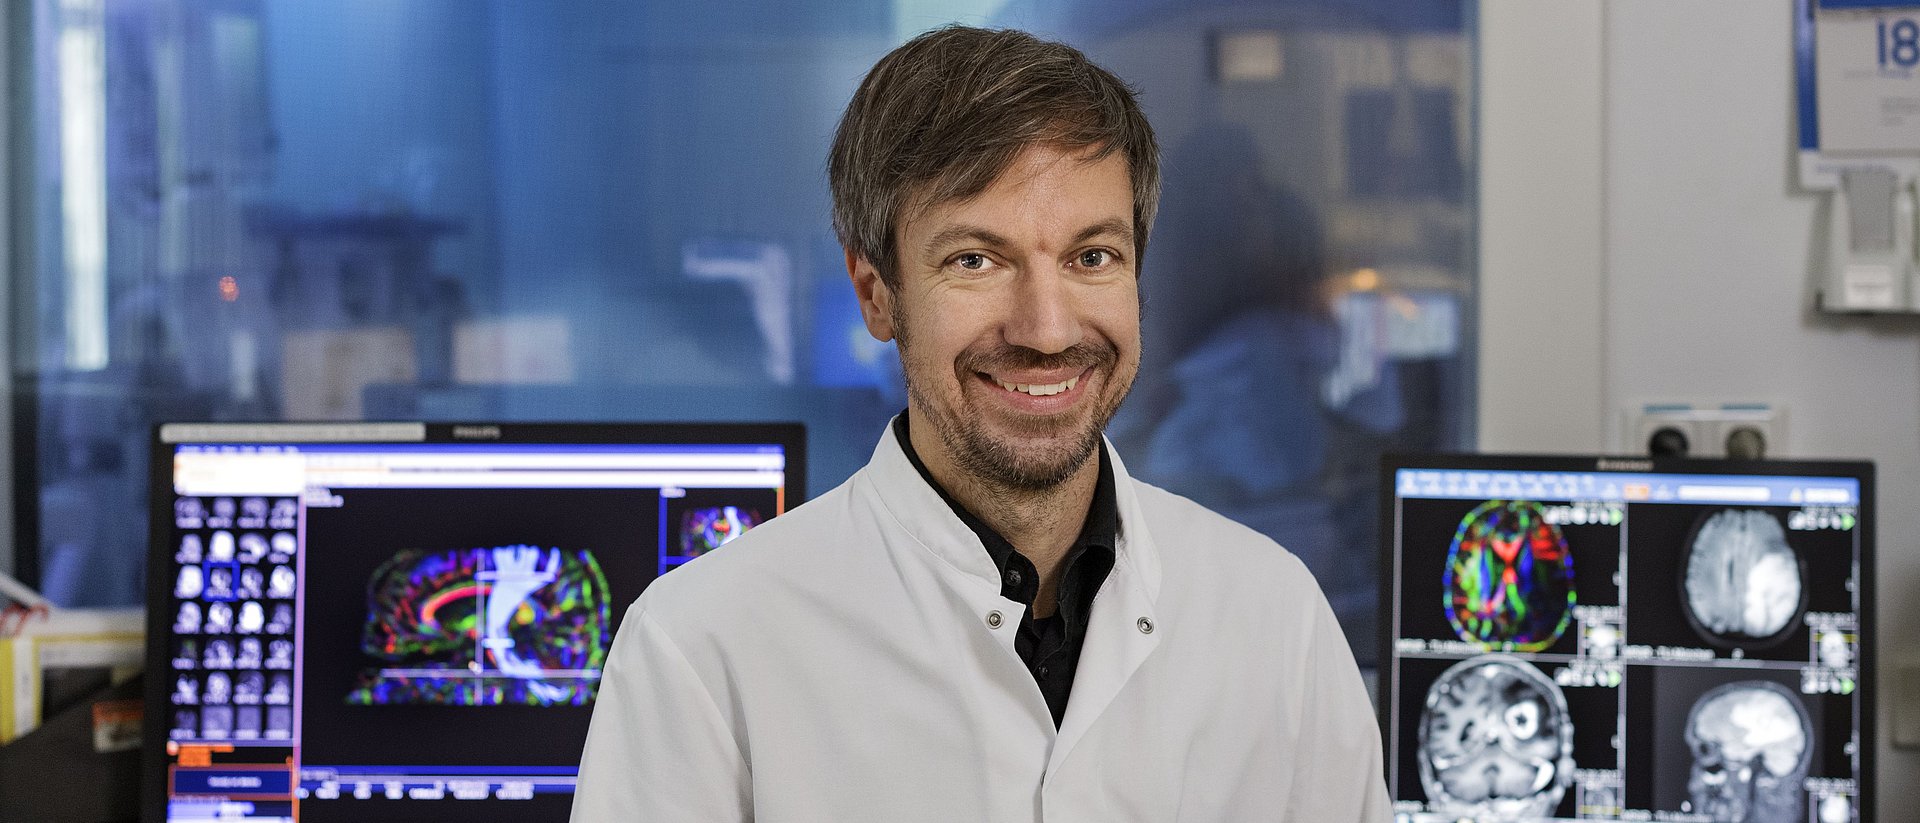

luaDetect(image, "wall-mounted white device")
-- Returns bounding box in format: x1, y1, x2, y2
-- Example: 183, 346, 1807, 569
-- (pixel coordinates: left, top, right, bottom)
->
1625, 403, 1786, 460
1823, 167, 1919, 312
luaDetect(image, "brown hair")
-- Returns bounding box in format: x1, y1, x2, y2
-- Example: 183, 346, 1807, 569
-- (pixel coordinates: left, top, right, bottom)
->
829, 25, 1160, 287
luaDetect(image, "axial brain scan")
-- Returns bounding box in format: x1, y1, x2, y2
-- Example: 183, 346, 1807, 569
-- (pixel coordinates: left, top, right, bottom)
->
1443, 500, 1576, 652
1683, 510, 1803, 643
347, 544, 613, 706
1683, 681, 1812, 822
1418, 655, 1575, 820
679, 505, 764, 557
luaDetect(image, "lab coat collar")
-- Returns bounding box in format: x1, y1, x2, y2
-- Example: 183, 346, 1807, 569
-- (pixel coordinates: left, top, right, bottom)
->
862, 417, 1163, 605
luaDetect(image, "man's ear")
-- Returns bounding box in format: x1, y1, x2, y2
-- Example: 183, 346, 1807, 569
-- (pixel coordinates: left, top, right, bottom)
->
846, 248, 896, 343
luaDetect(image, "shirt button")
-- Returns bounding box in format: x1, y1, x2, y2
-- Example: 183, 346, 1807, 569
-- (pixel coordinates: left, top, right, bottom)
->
1137, 616, 1155, 634
986, 610, 1004, 629
1003, 568, 1023, 588
1038, 666, 1050, 678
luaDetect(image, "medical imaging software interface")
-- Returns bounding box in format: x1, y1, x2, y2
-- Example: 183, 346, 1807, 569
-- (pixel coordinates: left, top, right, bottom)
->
151, 428, 791, 823
1382, 460, 1869, 823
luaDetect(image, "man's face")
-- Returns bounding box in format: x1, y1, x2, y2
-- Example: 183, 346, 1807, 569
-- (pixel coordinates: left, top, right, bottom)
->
850, 144, 1141, 490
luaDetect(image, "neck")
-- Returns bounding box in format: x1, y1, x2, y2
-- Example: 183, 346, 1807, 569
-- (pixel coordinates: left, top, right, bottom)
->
906, 415, 1099, 584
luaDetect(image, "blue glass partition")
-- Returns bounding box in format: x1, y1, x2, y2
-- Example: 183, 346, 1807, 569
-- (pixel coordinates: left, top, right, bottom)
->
9, 0, 1475, 661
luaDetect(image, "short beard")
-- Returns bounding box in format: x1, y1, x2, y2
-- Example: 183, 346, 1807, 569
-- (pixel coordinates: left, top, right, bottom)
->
894, 303, 1130, 492
939, 391, 1108, 490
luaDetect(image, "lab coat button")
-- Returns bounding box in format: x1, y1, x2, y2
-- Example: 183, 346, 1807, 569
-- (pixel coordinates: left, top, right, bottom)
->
1137, 616, 1154, 634
986, 610, 1004, 629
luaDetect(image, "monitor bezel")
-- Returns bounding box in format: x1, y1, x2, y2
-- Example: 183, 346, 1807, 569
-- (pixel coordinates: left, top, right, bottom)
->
1375, 451, 1876, 822
141, 420, 805, 821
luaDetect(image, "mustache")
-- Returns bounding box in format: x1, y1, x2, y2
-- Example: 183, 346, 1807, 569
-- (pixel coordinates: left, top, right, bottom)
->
958, 339, 1118, 374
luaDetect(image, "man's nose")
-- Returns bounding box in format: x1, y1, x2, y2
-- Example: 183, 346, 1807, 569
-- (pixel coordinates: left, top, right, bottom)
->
1003, 267, 1079, 354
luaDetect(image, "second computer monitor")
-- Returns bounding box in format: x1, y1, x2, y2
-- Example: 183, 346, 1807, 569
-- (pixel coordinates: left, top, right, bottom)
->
144, 421, 804, 823
1378, 454, 1872, 823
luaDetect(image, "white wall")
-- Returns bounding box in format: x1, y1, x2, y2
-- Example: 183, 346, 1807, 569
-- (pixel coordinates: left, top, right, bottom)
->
0, 0, 15, 580
1477, 1, 1607, 450
1481, 2, 1920, 819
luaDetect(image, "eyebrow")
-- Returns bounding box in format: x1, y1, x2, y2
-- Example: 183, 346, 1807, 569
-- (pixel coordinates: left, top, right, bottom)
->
922, 225, 1012, 258
1069, 218, 1135, 249
920, 217, 1135, 259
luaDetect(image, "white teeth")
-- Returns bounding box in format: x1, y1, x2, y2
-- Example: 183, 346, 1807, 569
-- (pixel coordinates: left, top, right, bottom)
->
994, 375, 1079, 396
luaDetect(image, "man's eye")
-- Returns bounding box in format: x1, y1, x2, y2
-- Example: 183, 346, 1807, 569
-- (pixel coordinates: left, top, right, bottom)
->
955, 253, 989, 270
1078, 249, 1112, 268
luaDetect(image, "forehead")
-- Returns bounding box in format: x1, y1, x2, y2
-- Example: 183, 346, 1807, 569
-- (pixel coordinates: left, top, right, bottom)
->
902, 144, 1133, 243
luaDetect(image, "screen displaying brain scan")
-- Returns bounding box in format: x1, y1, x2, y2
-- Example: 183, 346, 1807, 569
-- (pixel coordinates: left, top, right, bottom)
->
1382, 457, 1870, 823
1683, 509, 1805, 646
1442, 500, 1576, 652
346, 544, 613, 706
1418, 656, 1574, 820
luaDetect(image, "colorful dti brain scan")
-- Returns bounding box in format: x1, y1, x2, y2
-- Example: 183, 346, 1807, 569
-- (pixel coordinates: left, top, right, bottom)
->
1443, 500, 1576, 652
680, 506, 763, 557
347, 544, 612, 707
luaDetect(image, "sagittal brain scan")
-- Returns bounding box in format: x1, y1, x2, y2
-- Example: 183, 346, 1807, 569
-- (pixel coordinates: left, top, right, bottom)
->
346, 544, 612, 706
1419, 655, 1576, 821
1443, 500, 1576, 652
1683, 509, 1804, 645
680, 505, 763, 557
1683, 681, 1812, 822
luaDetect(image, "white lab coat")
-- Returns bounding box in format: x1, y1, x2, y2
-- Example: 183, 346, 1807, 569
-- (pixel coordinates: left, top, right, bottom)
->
571, 424, 1391, 822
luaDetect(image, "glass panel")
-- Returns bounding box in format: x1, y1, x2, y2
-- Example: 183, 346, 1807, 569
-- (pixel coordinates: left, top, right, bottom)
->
13, 0, 1474, 659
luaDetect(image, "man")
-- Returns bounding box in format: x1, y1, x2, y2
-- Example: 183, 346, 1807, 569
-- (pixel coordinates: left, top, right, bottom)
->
572, 26, 1389, 821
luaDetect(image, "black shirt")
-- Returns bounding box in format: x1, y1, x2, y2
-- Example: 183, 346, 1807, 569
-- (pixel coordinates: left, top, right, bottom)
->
892, 414, 1118, 727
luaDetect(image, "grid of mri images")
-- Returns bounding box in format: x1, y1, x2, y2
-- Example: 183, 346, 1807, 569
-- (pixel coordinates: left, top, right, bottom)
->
165, 496, 302, 746
1382, 465, 1866, 823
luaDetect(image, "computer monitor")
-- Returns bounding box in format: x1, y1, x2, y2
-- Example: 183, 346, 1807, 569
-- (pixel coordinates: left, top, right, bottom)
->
142, 422, 804, 823
1378, 454, 1873, 823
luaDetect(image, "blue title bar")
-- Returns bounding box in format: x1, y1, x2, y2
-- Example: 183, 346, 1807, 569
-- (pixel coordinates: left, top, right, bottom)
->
1819, 1, 1920, 9
173, 769, 294, 796
1394, 469, 1859, 506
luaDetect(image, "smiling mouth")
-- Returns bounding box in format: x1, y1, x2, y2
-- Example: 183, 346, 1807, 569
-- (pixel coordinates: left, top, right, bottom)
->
991, 375, 1080, 397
